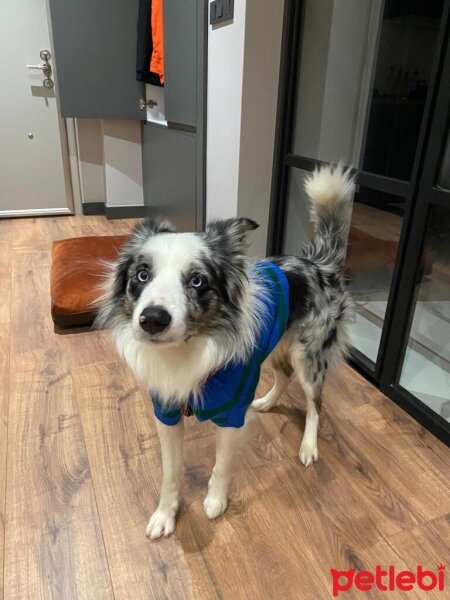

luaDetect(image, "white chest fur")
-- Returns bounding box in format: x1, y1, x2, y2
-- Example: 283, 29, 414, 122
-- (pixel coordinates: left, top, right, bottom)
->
113, 324, 225, 403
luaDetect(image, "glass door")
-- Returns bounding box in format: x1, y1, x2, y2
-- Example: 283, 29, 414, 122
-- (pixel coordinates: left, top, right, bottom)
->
380, 43, 450, 437
398, 206, 450, 419
269, 0, 450, 442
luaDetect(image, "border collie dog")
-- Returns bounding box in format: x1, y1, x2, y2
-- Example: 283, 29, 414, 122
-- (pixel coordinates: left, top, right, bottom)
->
96, 165, 354, 539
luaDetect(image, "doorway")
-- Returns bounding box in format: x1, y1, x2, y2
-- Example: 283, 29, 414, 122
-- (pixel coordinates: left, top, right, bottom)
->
0, 0, 73, 216
269, 0, 450, 442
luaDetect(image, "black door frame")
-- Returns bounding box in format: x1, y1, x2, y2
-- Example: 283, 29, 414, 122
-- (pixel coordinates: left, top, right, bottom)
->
268, 0, 450, 444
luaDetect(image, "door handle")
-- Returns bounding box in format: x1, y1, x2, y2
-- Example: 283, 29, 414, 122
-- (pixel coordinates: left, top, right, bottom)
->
27, 49, 54, 89
27, 63, 52, 76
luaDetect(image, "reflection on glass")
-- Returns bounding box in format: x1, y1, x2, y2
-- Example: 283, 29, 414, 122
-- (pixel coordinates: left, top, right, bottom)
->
345, 187, 405, 362
293, 0, 381, 166
282, 173, 405, 365
438, 129, 450, 190
292, 1, 443, 182
282, 169, 314, 256
399, 206, 450, 420
363, 0, 444, 180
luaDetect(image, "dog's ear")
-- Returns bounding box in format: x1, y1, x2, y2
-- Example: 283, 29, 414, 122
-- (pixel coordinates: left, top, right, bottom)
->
93, 247, 134, 328
204, 218, 259, 306
206, 218, 259, 247
113, 253, 133, 297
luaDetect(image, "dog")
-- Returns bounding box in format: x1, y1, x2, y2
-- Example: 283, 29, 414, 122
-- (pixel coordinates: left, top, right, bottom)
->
96, 164, 354, 539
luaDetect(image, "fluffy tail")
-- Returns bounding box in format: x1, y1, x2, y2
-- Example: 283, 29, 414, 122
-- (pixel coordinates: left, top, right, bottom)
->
304, 164, 355, 267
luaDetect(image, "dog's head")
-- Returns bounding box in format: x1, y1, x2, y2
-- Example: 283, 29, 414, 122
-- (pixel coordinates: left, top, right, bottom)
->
98, 217, 258, 345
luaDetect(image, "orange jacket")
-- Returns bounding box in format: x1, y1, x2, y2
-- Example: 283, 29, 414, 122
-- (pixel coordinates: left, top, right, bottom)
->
150, 0, 164, 84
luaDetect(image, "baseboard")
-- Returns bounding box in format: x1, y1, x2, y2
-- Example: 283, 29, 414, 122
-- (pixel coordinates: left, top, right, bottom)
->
0, 207, 73, 218
82, 202, 105, 216
105, 204, 150, 219
82, 202, 150, 219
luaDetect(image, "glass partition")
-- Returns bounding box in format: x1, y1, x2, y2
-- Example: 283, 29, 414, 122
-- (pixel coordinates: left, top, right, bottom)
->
399, 206, 450, 420
346, 187, 404, 362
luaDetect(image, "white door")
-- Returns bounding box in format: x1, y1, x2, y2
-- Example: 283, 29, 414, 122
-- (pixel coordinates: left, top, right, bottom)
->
0, 0, 73, 216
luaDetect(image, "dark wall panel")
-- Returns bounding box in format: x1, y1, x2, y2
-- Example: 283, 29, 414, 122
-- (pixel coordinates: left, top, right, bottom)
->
164, 0, 197, 127
48, 0, 144, 119
142, 124, 197, 230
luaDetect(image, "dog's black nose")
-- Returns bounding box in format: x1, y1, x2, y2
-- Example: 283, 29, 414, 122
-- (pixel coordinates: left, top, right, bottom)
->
139, 306, 172, 334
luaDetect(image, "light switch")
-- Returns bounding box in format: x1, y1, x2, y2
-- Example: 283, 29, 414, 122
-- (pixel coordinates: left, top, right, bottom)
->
210, 0, 234, 25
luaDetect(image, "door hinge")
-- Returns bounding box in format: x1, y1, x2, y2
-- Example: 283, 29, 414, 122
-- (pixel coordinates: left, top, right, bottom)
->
139, 98, 158, 110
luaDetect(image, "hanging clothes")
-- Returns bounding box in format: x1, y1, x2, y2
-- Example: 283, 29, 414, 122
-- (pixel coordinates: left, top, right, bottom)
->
136, 0, 164, 87
150, 0, 165, 84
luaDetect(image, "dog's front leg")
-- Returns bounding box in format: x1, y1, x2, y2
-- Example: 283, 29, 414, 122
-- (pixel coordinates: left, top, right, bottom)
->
204, 413, 251, 519
146, 419, 184, 539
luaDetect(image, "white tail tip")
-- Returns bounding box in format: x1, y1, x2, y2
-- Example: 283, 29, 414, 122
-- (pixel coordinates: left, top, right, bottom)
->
304, 163, 355, 207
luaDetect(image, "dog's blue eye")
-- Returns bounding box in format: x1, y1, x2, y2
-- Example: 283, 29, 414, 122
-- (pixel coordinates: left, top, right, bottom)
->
137, 269, 149, 283
190, 275, 203, 288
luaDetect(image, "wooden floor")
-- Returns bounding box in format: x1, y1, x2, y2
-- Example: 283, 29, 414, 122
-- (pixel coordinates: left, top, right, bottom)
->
0, 216, 449, 600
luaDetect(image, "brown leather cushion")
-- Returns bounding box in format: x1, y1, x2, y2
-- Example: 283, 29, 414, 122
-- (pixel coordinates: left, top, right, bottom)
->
50, 235, 128, 329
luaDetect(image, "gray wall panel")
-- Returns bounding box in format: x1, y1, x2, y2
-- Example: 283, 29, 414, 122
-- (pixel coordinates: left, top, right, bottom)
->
142, 124, 197, 231
48, 0, 144, 119
164, 0, 197, 127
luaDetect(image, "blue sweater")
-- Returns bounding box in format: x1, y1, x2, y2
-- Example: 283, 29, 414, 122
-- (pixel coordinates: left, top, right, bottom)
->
151, 261, 290, 428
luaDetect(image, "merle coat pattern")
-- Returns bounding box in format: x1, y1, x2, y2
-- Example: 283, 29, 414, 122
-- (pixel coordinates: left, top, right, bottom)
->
96, 164, 354, 538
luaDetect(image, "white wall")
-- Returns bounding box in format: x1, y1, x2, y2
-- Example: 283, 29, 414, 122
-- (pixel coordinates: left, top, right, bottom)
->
237, 0, 284, 256
206, 0, 284, 256
102, 120, 144, 208
75, 119, 105, 204
206, 1, 247, 221
75, 119, 144, 208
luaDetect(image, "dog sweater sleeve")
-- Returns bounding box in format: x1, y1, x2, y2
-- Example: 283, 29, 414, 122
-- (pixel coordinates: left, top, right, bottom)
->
151, 396, 183, 426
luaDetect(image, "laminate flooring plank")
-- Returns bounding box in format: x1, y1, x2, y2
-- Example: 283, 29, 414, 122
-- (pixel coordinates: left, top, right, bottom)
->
0, 241, 12, 600
4, 249, 113, 600
66, 334, 219, 600
3, 215, 449, 600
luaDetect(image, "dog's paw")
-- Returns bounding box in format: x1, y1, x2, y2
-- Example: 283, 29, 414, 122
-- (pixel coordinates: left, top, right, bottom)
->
146, 507, 177, 540
204, 494, 228, 520
251, 394, 277, 412
299, 441, 319, 467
